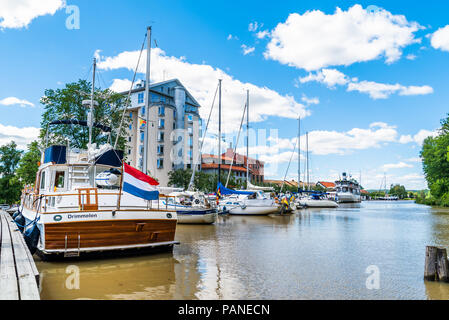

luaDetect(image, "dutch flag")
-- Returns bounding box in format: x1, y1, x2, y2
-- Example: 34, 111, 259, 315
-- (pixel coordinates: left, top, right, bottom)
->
123, 163, 160, 200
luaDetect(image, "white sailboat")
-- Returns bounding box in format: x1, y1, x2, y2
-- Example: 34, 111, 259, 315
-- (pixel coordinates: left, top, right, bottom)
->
296, 126, 338, 209
217, 90, 279, 216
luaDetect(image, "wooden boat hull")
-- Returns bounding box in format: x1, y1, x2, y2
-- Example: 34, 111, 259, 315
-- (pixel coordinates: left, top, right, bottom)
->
21, 207, 178, 257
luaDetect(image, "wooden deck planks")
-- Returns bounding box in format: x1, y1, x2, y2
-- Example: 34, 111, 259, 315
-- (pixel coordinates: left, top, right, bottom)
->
0, 211, 40, 300
0, 213, 19, 300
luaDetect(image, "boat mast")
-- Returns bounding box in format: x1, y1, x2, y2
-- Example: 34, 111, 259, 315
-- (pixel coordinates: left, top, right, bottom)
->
246, 89, 250, 189
298, 116, 301, 193
143, 26, 152, 175
306, 132, 310, 191
88, 58, 97, 147
218, 79, 222, 186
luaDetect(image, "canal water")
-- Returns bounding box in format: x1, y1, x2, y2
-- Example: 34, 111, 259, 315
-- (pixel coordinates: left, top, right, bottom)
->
36, 201, 449, 300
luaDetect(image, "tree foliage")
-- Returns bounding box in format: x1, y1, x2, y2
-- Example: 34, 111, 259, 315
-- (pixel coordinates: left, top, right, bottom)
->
168, 169, 240, 192
39, 79, 130, 151
16, 141, 41, 185
419, 113, 449, 206
0, 141, 24, 204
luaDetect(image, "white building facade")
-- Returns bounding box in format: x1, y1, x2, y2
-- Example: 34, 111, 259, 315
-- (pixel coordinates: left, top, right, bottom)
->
122, 79, 202, 187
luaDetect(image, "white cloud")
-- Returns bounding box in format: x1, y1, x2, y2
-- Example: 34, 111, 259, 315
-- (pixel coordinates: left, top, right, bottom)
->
305, 122, 399, 155
406, 54, 417, 60
0, 0, 66, 29
299, 68, 350, 88
299, 68, 433, 99
347, 81, 433, 99
248, 22, 261, 32
109, 79, 133, 93
0, 97, 34, 107
381, 161, 413, 171
227, 34, 238, 41
399, 129, 438, 146
256, 30, 269, 39
0, 123, 40, 150
431, 25, 449, 52
97, 47, 310, 133
241, 44, 255, 56
301, 94, 319, 105
263, 5, 422, 71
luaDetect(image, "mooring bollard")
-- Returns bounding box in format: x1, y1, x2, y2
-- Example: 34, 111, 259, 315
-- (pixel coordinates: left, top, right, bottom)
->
425, 246, 449, 282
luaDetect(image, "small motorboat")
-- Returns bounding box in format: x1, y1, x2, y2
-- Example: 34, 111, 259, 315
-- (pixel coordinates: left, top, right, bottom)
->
299, 193, 339, 208
219, 191, 279, 216
163, 191, 218, 224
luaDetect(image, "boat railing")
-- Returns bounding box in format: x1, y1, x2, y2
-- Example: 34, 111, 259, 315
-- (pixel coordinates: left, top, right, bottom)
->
21, 190, 177, 213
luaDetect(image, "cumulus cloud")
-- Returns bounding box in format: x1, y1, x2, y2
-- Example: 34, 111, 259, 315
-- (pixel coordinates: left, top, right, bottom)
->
299, 68, 350, 88
241, 44, 255, 55
97, 47, 310, 133
0, 97, 34, 107
431, 25, 449, 52
399, 129, 438, 146
301, 94, 319, 105
0, 123, 40, 150
0, 0, 66, 29
299, 68, 433, 99
263, 5, 422, 71
347, 81, 433, 99
381, 161, 413, 171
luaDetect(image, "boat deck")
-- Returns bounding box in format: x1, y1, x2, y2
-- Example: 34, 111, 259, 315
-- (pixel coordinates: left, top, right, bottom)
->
0, 211, 40, 300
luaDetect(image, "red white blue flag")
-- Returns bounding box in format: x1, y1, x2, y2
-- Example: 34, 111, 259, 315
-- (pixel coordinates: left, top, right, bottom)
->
123, 163, 159, 200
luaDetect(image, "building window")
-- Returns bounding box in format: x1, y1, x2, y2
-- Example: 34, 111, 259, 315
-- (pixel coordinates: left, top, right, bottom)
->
159, 119, 165, 129
159, 106, 165, 116
129, 112, 133, 118
129, 124, 132, 131
187, 114, 193, 123
128, 149, 131, 155
140, 146, 143, 155
158, 132, 165, 142
141, 106, 145, 115
188, 149, 193, 160
188, 136, 193, 147
140, 132, 145, 142
188, 127, 193, 135
128, 137, 132, 142
173, 122, 176, 130
158, 145, 164, 155
173, 109, 177, 119
157, 158, 164, 169
138, 93, 144, 104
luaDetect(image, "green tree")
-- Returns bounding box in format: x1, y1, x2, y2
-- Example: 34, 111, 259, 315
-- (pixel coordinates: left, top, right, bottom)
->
0, 141, 24, 204
39, 79, 130, 151
16, 141, 41, 185
420, 113, 449, 206
0, 141, 23, 175
389, 184, 408, 199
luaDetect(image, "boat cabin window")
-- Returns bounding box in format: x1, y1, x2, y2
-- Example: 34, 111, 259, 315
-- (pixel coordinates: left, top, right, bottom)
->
55, 171, 65, 189
40, 171, 46, 190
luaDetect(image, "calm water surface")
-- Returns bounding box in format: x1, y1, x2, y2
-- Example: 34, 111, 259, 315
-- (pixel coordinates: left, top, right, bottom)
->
36, 201, 449, 300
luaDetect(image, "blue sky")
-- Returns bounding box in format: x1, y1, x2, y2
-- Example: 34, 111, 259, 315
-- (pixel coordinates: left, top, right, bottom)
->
1, 0, 449, 189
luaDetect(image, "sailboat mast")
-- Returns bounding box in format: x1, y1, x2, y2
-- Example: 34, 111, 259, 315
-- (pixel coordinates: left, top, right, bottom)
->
143, 26, 152, 175
88, 58, 97, 147
298, 117, 301, 193
246, 89, 250, 188
218, 79, 222, 186
306, 132, 309, 191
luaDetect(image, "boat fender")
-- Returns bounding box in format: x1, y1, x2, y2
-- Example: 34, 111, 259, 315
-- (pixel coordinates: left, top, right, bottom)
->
194, 199, 200, 205
240, 204, 247, 210
14, 213, 25, 233
24, 224, 40, 255
12, 210, 21, 220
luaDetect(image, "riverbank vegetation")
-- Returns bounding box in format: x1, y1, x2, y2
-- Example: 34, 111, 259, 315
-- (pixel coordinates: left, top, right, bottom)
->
417, 113, 449, 207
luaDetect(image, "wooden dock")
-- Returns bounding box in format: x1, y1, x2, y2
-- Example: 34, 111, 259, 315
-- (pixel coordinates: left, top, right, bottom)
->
0, 211, 40, 300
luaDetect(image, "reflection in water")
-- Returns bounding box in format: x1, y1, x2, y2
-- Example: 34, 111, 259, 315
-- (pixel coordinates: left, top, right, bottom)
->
36, 201, 449, 300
